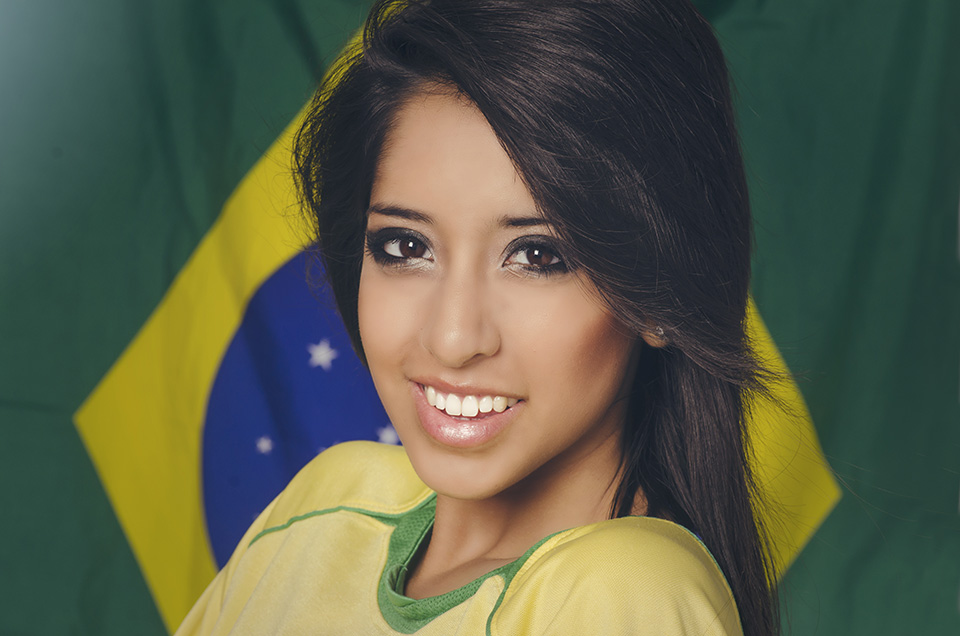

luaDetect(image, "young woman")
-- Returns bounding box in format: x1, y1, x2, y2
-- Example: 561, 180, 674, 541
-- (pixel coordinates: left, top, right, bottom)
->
177, 1, 778, 634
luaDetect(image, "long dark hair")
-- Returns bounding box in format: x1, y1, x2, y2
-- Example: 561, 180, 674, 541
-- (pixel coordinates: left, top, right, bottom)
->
294, 1, 779, 634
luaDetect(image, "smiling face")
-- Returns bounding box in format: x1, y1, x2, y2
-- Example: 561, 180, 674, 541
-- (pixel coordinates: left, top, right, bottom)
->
358, 90, 642, 503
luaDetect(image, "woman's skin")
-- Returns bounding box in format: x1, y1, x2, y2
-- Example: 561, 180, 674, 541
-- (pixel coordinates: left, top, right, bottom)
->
357, 89, 661, 599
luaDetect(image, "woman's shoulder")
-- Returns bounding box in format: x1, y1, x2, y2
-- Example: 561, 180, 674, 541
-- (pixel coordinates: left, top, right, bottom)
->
260, 441, 431, 526
548, 516, 728, 580
492, 517, 743, 636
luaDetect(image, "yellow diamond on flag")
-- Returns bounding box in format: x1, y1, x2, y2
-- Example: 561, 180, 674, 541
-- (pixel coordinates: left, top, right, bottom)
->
74, 111, 309, 633
74, 100, 839, 632
746, 300, 842, 577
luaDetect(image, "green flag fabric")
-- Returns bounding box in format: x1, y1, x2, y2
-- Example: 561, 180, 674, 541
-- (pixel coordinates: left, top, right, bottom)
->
0, 1, 373, 633
700, 1, 960, 632
1, 1, 957, 635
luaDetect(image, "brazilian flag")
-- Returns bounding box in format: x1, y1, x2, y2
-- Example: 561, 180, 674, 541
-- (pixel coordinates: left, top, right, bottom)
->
0, 1, 956, 634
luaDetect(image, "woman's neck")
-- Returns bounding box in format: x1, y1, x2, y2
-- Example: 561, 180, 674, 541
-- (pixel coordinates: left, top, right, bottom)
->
403, 431, 633, 599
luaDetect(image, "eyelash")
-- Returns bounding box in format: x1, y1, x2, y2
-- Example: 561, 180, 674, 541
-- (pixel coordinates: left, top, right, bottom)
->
502, 236, 569, 277
365, 228, 434, 270
364, 228, 569, 277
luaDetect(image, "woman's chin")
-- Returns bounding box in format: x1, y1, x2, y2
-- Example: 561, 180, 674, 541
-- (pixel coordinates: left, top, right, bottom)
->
403, 443, 515, 502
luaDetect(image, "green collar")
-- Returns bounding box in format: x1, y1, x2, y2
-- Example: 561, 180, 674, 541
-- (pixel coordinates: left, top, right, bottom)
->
377, 495, 553, 634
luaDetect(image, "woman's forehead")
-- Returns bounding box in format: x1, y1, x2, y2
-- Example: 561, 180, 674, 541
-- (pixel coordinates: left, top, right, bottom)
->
370, 91, 540, 227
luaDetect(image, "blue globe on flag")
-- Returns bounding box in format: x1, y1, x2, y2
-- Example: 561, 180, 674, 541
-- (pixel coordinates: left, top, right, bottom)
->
202, 251, 395, 566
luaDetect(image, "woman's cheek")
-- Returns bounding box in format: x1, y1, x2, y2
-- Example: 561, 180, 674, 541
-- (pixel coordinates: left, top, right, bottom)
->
510, 277, 634, 399
358, 266, 429, 373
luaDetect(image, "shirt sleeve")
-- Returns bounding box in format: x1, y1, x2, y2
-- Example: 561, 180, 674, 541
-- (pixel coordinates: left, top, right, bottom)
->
173, 441, 430, 636
490, 518, 744, 636
173, 494, 281, 636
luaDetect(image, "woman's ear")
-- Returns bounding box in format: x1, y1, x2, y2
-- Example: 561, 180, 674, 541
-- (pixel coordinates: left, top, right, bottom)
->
640, 325, 669, 348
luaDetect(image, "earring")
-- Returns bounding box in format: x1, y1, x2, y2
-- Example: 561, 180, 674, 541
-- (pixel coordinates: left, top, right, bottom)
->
654, 325, 665, 338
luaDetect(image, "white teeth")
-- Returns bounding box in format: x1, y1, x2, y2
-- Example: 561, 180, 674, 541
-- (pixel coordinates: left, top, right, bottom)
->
423, 385, 517, 418
461, 395, 479, 417
445, 394, 462, 416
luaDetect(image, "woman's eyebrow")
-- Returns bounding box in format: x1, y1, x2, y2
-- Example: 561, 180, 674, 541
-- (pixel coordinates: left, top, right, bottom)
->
367, 204, 432, 224
498, 214, 552, 229
367, 205, 551, 230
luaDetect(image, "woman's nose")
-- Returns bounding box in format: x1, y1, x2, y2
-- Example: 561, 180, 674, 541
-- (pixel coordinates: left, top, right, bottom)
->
420, 268, 501, 368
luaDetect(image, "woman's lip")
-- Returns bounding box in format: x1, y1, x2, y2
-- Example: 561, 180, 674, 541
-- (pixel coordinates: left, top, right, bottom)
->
411, 383, 520, 449
410, 377, 520, 400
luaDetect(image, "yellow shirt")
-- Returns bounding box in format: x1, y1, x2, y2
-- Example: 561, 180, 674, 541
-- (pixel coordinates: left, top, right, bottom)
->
177, 441, 742, 635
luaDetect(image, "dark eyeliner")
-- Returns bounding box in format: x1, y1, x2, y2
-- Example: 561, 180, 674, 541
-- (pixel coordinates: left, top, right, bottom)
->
503, 234, 570, 276
365, 227, 431, 267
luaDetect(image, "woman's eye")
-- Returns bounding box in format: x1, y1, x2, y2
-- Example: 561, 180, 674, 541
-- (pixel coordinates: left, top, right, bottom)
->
366, 229, 434, 268
515, 246, 559, 267
505, 241, 568, 276
383, 237, 430, 260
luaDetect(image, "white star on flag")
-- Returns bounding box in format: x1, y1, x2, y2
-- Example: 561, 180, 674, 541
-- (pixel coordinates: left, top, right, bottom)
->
308, 339, 338, 370
377, 425, 400, 445
255, 435, 274, 455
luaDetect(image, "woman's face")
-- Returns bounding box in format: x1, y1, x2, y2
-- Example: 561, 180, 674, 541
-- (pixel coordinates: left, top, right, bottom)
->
358, 91, 641, 502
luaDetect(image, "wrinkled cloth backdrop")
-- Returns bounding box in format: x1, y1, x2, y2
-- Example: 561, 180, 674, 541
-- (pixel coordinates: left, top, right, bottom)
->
0, 1, 957, 634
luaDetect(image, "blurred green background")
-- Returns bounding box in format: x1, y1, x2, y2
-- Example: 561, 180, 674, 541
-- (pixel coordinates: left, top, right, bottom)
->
0, 0, 957, 633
